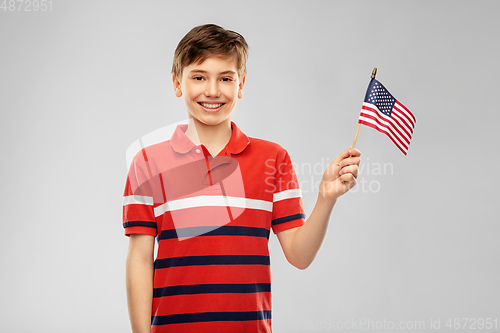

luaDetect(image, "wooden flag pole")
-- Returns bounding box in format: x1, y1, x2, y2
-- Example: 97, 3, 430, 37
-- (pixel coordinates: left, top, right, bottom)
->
352, 67, 377, 149
352, 124, 361, 149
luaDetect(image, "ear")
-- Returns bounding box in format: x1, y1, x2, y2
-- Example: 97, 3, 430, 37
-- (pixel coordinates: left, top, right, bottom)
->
172, 75, 182, 97
238, 75, 246, 99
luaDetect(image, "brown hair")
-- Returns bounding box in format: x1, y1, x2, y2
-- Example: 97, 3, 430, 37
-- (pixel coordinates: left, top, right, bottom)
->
171, 24, 249, 79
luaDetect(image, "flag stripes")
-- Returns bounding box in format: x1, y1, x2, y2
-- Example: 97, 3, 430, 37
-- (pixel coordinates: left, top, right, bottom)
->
358, 78, 416, 155
359, 102, 416, 155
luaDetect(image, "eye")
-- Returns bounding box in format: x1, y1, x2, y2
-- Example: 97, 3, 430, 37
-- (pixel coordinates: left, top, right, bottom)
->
221, 77, 233, 82
193, 76, 204, 81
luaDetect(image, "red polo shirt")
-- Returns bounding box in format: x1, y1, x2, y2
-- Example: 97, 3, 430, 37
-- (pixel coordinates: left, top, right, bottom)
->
123, 121, 305, 333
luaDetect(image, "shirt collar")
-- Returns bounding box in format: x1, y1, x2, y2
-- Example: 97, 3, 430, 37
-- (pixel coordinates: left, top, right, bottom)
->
170, 121, 250, 155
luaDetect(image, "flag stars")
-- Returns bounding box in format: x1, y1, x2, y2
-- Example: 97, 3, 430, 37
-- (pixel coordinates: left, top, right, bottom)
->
365, 81, 396, 116
360, 79, 415, 155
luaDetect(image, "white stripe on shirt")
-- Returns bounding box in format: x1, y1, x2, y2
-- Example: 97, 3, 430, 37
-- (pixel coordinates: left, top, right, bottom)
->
154, 195, 273, 217
273, 189, 302, 203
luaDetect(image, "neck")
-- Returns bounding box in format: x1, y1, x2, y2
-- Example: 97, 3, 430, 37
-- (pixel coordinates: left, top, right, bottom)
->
185, 117, 232, 156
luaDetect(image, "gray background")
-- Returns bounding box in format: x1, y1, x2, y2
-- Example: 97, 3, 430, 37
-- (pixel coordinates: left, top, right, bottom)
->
1, 0, 499, 332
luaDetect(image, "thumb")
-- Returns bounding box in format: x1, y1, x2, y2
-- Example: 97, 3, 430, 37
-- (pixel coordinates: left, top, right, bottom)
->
332, 147, 352, 165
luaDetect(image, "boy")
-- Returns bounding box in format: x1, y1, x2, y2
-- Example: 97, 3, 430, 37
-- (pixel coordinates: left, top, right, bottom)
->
123, 24, 361, 333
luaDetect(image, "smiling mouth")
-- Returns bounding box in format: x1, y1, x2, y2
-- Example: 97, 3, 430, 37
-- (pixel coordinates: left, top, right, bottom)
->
198, 102, 225, 109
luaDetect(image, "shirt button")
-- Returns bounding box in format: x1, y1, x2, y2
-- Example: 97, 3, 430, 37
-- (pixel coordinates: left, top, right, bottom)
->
195, 148, 201, 153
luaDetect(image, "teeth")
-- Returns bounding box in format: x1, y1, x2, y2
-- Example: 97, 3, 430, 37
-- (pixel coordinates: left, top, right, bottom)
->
201, 103, 223, 109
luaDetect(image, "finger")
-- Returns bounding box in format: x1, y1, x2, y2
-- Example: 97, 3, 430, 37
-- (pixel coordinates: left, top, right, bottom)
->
340, 172, 355, 183
348, 148, 361, 157
339, 165, 359, 178
332, 147, 352, 164
340, 173, 357, 188
339, 156, 361, 168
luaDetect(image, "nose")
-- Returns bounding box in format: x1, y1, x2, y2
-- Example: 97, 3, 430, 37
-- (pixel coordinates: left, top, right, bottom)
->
204, 80, 221, 98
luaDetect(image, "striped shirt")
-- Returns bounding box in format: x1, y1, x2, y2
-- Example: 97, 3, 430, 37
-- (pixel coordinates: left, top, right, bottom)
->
123, 121, 305, 333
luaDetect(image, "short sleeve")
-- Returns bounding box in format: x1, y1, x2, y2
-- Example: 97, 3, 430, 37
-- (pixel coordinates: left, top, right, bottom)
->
122, 154, 158, 237
271, 148, 306, 234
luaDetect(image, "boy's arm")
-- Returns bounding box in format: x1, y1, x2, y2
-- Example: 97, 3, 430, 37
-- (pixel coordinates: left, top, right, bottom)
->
126, 234, 155, 333
276, 147, 361, 270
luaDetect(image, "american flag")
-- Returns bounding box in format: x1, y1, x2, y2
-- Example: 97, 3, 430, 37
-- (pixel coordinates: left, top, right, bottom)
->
358, 79, 416, 155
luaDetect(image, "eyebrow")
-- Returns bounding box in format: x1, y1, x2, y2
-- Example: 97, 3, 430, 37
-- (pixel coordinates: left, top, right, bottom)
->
189, 69, 237, 76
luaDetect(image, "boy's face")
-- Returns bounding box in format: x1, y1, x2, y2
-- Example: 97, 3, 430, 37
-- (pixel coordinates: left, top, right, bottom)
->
173, 56, 245, 127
